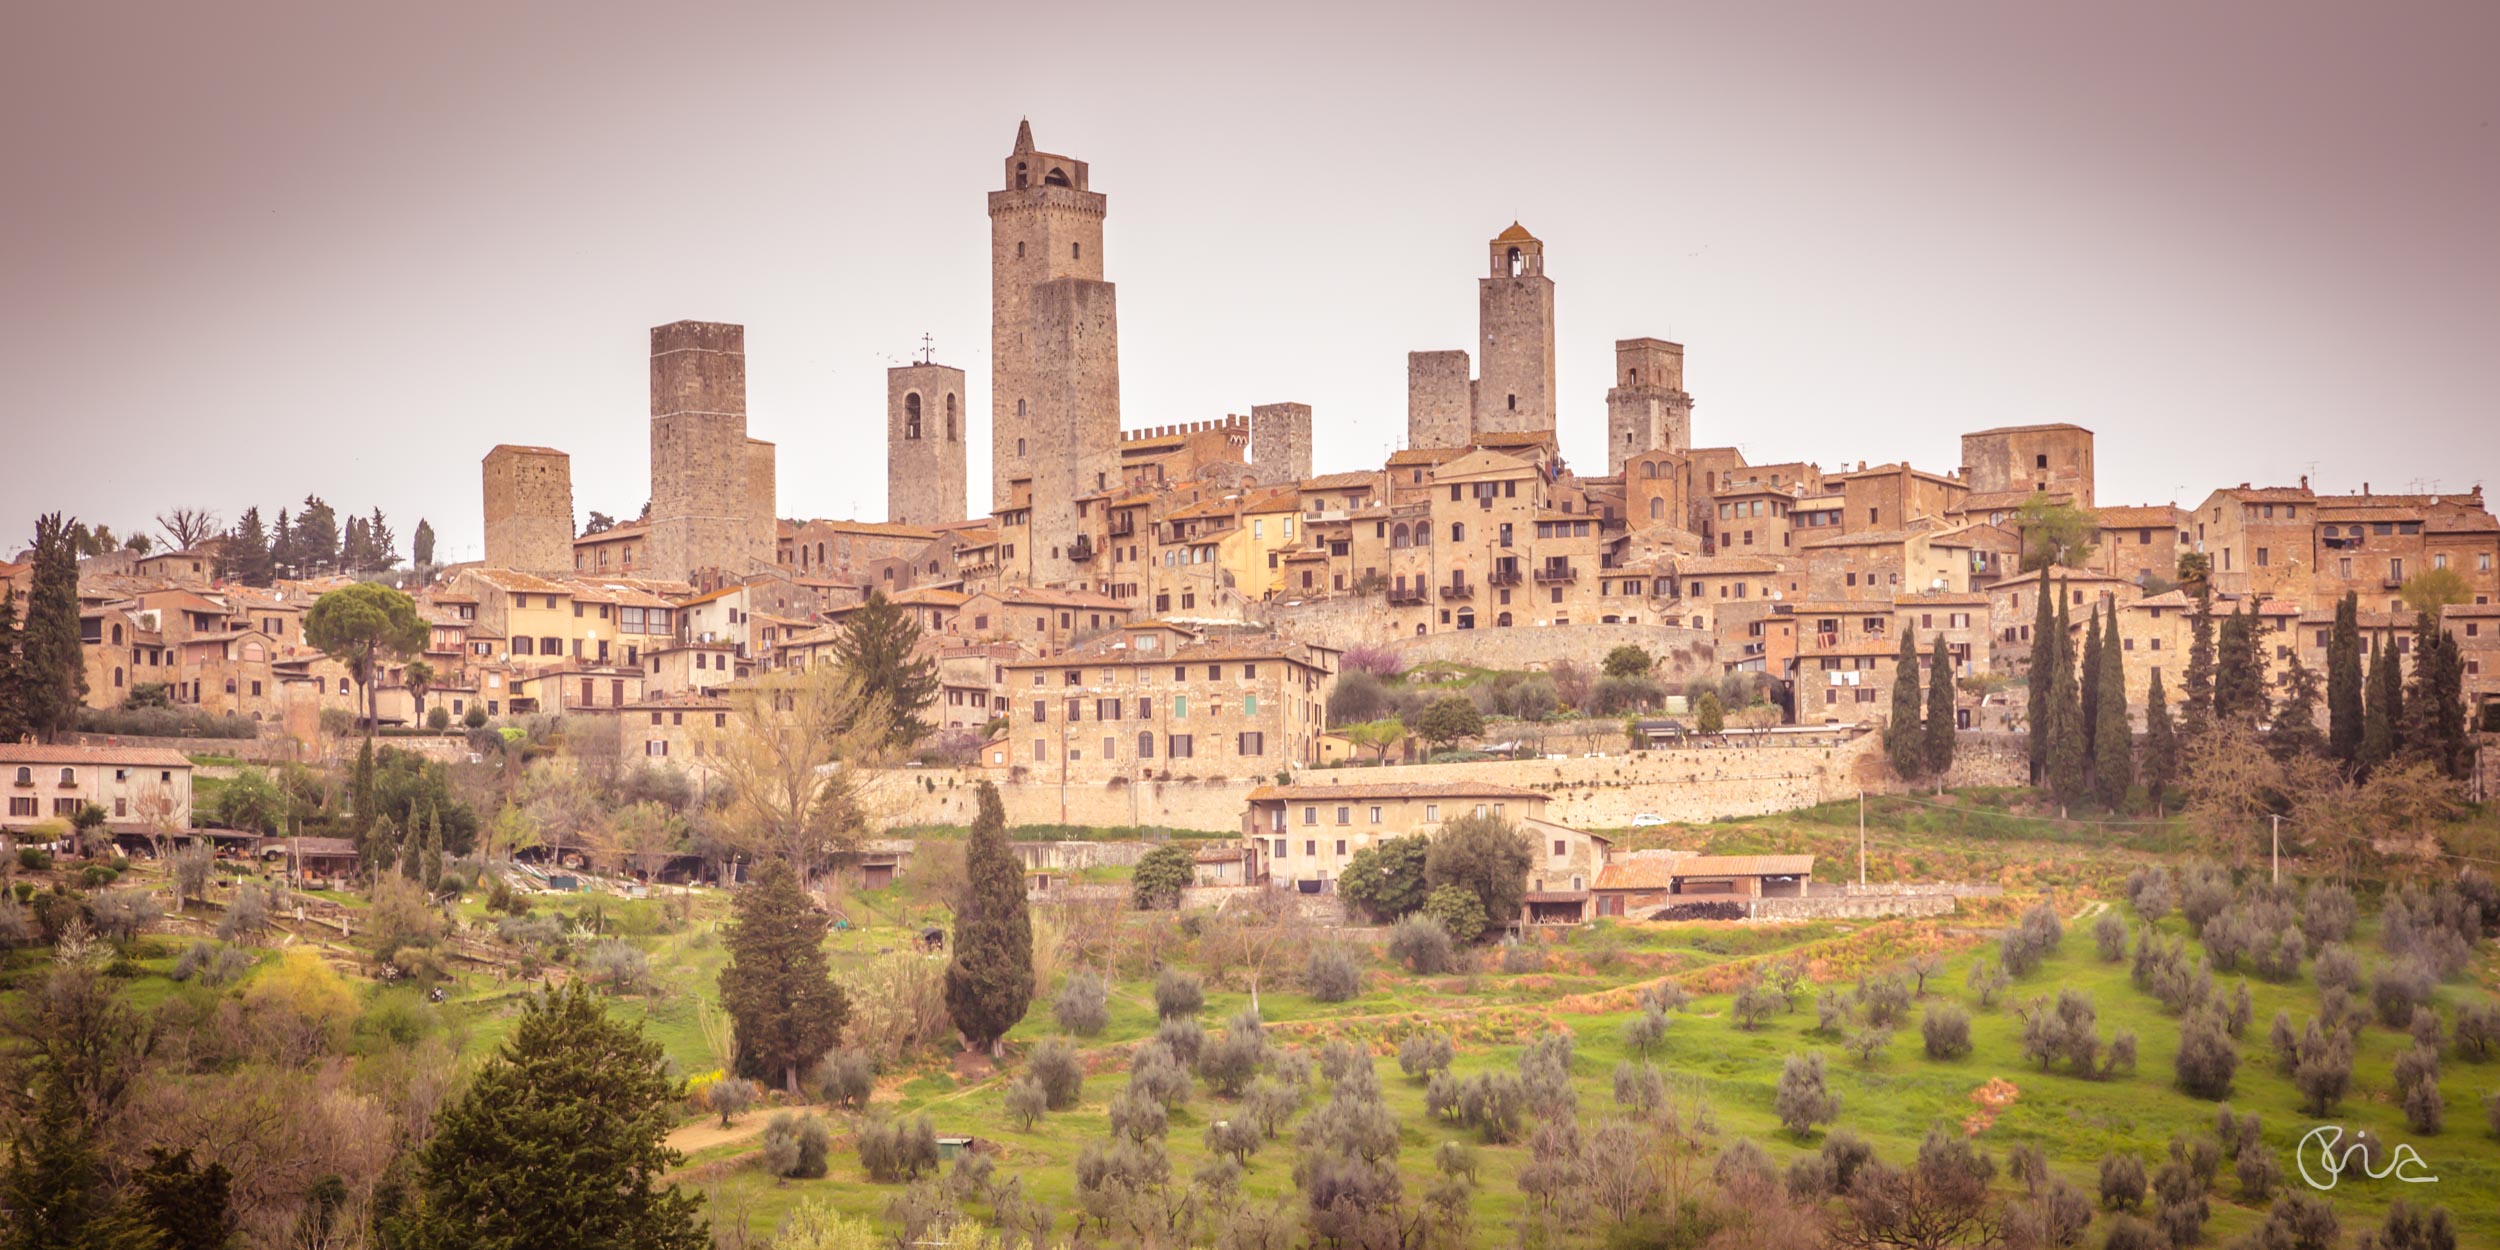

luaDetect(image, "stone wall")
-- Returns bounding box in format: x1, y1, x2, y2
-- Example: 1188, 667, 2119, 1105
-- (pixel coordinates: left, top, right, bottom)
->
877, 727, 2026, 833
1751, 893, 1956, 921
1942, 733, 2029, 789
480, 445, 575, 574
1406, 350, 1471, 450
1386, 622, 1716, 680
1250, 403, 1312, 486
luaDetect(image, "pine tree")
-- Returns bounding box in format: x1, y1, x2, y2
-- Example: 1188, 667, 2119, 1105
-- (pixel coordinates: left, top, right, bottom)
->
718, 859, 850, 1094
294, 496, 340, 575
221, 506, 274, 586
2094, 605, 2132, 809
2183, 590, 2217, 739
1924, 632, 1956, 783
2326, 592, 2363, 766
2027, 577, 2057, 783
2079, 602, 2104, 770
2359, 637, 2398, 777
339, 514, 369, 574
832, 591, 941, 749
2142, 671, 2178, 816
364, 508, 397, 572
1887, 628, 1925, 780
0, 591, 27, 745
2271, 652, 2325, 760
2048, 592, 2089, 810
403, 983, 708, 1250
413, 518, 437, 568
944, 782, 1033, 1055
269, 509, 295, 580
22, 514, 88, 742
0, 966, 158, 1250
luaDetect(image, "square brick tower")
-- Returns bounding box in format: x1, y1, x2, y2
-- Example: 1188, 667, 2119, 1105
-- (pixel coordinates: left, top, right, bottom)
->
1475, 223, 1556, 435
1406, 350, 1473, 450
647, 320, 768, 583
1250, 402, 1313, 486
480, 444, 575, 574
1605, 338, 1695, 476
889, 361, 969, 526
989, 120, 1121, 586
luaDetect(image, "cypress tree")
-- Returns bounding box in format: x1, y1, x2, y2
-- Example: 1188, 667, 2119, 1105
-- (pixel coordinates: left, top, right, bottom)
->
2399, 613, 2468, 779
0, 590, 27, 745
944, 782, 1033, 1055
2028, 577, 2057, 783
413, 518, 437, 568
269, 509, 295, 581
2183, 590, 2217, 740
350, 739, 381, 871
2432, 628, 2470, 778
403, 983, 708, 1250
22, 514, 88, 741
2079, 601, 2105, 767
2326, 592, 2363, 765
2213, 599, 2268, 727
2271, 653, 2325, 761
2094, 604, 2132, 809
718, 859, 850, 1093
1924, 632, 1956, 784
2048, 592, 2089, 810
2142, 671, 2178, 816
2359, 637, 2398, 776
1887, 628, 1925, 779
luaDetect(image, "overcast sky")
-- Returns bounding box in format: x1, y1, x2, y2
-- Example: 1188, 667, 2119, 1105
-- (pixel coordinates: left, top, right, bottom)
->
6, 1, 2497, 562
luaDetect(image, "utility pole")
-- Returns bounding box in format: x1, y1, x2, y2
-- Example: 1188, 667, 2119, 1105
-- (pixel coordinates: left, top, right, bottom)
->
2270, 814, 2281, 885
1858, 790, 1866, 888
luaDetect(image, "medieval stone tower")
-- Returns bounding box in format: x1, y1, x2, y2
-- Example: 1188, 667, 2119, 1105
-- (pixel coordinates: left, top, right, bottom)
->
480, 444, 575, 574
1475, 223, 1556, 434
648, 320, 772, 583
989, 120, 1121, 586
888, 361, 969, 527
1605, 338, 1695, 476
1406, 350, 1472, 450
1249, 402, 1313, 486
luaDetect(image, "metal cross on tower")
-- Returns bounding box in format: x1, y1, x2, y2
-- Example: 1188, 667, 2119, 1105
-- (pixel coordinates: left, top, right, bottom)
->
918, 333, 936, 365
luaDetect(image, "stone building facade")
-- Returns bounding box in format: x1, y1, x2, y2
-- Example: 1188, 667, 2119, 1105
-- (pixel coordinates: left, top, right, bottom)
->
481, 445, 576, 575
1959, 423, 2095, 509
1406, 350, 1473, 450
648, 320, 772, 583
1249, 402, 1313, 486
887, 361, 969, 527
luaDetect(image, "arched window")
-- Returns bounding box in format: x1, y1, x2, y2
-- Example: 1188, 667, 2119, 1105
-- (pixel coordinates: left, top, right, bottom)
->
242, 642, 265, 662
59, 768, 75, 785
111, 623, 122, 645
946, 393, 958, 441
1015, 161, 1028, 189
1450, 523, 1465, 543
1507, 247, 1523, 276
1650, 498, 1665, 520
1630, 368, 1639, 385
1497, 612, 1513, 627
1017, 437, 1027, 457
1045, 167, 1071, 187
12, 767, 27, 785
1391, 524, 1409, 549
113, 667, 123, 687
904, 393, 923, 439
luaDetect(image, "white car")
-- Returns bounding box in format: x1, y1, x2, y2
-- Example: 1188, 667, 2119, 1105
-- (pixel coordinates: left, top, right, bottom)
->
1630, 813, 1668, 827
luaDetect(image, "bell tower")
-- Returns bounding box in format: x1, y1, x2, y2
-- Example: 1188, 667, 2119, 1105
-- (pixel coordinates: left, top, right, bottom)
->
1475, 222, 1556, 436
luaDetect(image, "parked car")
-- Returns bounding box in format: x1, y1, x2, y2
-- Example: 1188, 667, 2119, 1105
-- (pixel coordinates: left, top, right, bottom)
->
1630, 813, 1667, 827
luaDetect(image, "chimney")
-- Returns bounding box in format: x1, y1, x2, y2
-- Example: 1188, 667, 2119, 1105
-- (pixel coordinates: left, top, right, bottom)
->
2299, 475, 2309, 490
2363, 482, 2371, 496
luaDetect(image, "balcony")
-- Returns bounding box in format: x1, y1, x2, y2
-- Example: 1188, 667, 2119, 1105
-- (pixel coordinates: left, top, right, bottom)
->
1068, 537, 1096, 563
1488, 567, 1524, 588
1387, 586, 1427, 606
1534, 564, 1578, 584
1439, 583, 1475, 601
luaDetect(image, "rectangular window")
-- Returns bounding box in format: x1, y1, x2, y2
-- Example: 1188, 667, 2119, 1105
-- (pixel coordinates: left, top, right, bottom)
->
1138, 732, 1154, 758
1168, 734, 1194, 758
1175, 695, 1188, 718
1244, 694, 1258, 716
1138, 697, 1153, 719
1238, 731, 1265, 755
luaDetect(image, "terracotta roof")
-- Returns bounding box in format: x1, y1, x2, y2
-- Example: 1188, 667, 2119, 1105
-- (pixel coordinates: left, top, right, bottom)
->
1892, 592, 1990, 607
1987, 564, 2135, 589
1674, 556, 1785, 575
1965, 422, 2091, 437
1300, 471, 1379, 492
1387, 447, 1467, 467
2094, 505, 2186, 528
1798, 529, 1920, 550
1494, 221, 1537, 242
0, 744, 193, 768
890, 587, 969, 607
1245, 781, 1544, 802
268, 837, 360, 858
2209, 486, 2315, 503
973, 585, 1130, 611
795, 520, 943, 540
463, 568, 571, 594
1595, 853, 1814, 889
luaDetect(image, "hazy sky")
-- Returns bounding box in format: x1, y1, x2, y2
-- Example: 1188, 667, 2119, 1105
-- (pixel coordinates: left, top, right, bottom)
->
6, 1, 2497, 562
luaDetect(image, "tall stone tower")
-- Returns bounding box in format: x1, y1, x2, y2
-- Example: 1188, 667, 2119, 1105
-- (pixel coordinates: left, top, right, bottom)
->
1476, 223, 1556, 435
1249, 402, 1313, 486
888, 361, 969, 526
480, 444, 575, 574
1604, 338, 1695, 476
647, 320, 768, 583
745, 437, 778, 560
989, 120, 1121, 585
1406, 351, 1473, 450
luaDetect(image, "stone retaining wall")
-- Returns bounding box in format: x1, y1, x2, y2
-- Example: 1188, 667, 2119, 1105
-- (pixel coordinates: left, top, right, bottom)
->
1752, 893, 1957, 920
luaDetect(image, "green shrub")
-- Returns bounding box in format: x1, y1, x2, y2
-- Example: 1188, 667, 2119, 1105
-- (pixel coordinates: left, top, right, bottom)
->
16, 849, 51, 872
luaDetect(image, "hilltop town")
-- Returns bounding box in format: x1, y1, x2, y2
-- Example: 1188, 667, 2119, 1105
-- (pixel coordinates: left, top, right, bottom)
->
2, 120, 2498, 1250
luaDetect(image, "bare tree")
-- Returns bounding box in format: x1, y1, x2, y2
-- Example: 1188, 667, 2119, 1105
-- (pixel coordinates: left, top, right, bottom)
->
156, 507, 223, 552
698, 663, 901, 884
1201, 888, 1305, 1015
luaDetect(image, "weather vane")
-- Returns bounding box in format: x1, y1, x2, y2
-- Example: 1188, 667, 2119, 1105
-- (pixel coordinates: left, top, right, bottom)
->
918, 333, 936, 366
